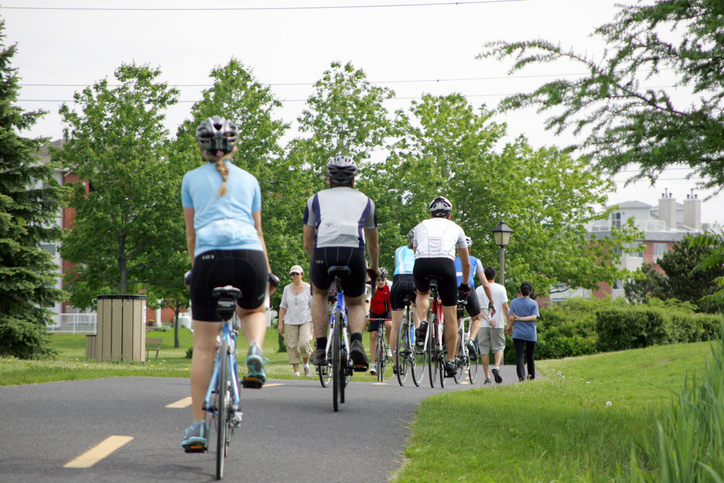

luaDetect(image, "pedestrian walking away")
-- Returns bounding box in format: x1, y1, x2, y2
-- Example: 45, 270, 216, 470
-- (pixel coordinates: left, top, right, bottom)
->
506, 281, 539, 382
475, 266, 509, 385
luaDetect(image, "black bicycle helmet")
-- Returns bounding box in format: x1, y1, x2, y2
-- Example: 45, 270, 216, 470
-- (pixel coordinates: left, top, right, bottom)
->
327, 155, 358, 186
379, 267, 388, 280
429, 196, 452, 218
196, 116, 238, 154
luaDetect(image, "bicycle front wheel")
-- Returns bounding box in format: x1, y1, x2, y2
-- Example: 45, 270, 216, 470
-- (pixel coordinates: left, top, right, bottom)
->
396, 319, 409, 386
376, 333, 386, 382
216, 339, 229, 480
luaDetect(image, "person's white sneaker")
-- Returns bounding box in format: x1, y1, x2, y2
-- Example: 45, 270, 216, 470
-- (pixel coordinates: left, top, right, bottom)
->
294, 371, 300, 377
386, 345, 393, 359
369, 363, 377, 375
303, 364, 311, 378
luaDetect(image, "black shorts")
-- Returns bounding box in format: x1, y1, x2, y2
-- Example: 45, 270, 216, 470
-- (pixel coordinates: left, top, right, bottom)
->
413, 258, 458, 307
368, 312, 391, 332
310, 247, 367, 298
190, 249, 268, 321
462, 287, 481, 317
390, 274, 416, 310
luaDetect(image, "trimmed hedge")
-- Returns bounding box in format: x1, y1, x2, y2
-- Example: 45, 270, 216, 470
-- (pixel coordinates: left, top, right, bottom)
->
596, 307, 721, 352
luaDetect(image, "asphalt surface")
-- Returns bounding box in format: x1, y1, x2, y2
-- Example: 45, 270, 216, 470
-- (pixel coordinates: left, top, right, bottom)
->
0, 364, 520, 483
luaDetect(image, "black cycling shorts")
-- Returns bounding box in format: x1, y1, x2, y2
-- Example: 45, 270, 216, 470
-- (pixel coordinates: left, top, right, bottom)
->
413, 258, 458, 307
390, 274, 417, 310
462, 287, 481, 317
190, 249, 268, 321
310, 247, 367, 298
368, 312, 391, 332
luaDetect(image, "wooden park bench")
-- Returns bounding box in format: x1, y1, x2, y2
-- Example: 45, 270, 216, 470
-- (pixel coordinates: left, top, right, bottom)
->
146, 337, 163, 361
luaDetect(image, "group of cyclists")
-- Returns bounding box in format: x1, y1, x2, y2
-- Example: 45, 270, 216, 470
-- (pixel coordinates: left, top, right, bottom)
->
179, 115, 496, 452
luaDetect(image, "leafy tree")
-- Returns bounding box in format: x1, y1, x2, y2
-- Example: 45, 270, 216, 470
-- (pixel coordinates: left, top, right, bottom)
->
658, 237, 724, 312
54, 63, 183, 309
0, 22, 65, 358
624, 263, 672, 304
689, 231, 724, 309
384, 93, 641, 295
480, 0, 724, 192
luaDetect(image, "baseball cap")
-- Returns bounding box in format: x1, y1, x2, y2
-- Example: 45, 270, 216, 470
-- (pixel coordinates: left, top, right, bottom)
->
289, 265, 304, 275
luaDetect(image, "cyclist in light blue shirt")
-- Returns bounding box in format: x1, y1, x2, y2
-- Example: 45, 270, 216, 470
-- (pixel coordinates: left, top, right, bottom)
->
181, 116, 278, 452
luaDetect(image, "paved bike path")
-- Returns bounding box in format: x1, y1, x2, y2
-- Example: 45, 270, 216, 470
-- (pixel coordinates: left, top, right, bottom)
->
0, 365, 521, 483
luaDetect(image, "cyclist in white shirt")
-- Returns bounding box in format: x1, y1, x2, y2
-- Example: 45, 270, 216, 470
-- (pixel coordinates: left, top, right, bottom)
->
412, 196, 475, 377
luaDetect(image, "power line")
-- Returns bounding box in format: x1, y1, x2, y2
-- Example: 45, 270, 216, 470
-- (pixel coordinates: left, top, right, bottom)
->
1, 0, 528, 12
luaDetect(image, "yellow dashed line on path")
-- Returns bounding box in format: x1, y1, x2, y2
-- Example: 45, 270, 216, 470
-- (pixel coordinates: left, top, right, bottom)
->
64, 435, 133, 468
166, 397, 192, 408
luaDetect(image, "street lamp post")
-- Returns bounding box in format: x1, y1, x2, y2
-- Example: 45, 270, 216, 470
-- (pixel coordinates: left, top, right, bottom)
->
492, 220, 513, 285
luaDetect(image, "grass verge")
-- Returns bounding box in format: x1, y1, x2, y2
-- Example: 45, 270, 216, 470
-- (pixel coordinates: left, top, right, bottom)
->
0, 327, 385, 386
393, 340, 717, 482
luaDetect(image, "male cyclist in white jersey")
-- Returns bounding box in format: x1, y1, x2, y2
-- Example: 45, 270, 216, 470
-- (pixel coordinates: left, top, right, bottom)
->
413, 196, 483, 377
303, 155, 381, 372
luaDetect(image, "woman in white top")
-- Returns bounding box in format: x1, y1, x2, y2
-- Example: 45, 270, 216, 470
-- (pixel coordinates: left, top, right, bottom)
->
278, 265, 314, 377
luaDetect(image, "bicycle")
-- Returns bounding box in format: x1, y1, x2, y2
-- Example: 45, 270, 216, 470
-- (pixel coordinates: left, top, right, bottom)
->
395, 295, 420, 387
420, 276, 447, 388
318, 266, 354, 412
370, 317, 389, 382
193, 286, 245, 480
452, 299, 479, 384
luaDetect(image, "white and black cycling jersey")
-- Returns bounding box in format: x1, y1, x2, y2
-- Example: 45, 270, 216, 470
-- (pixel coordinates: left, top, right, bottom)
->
303, 186, 377, 249
413, 217, 467, 260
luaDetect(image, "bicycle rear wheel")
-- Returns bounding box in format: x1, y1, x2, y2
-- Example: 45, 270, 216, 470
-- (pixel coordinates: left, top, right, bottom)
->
468, 346, 479, 384
216, 339, 229, 480
396, 318, 409, 386
332, 310, 341, 412
453, 333, 464, 384
412, 321, 426, 387
428, 316, 437, 388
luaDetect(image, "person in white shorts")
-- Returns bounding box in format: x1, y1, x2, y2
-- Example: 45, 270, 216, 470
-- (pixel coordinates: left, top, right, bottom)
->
475, 266, 509, 385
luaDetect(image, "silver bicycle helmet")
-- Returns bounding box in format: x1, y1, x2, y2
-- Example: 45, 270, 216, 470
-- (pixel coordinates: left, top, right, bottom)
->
407, 229, 415, 242
379, 267, 388, 280
196, 116, 238, 154
327, 155, 358, 186
429, 196, 452, 217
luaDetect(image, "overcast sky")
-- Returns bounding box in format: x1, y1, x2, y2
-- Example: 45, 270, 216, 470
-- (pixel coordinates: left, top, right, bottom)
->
4, 0, 723, 225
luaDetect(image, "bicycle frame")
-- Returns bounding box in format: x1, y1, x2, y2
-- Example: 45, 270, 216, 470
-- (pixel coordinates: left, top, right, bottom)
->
325, 287, 350, 370
203, 319, 241, 415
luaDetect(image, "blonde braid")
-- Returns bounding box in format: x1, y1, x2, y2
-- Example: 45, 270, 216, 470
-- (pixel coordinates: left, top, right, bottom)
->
215, 158, 229, 197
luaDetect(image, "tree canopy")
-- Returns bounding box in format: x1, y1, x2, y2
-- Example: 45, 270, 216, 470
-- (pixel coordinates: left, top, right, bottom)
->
54, 62, 184, 309
480, 0, 724, 193
0, 21, 65, 358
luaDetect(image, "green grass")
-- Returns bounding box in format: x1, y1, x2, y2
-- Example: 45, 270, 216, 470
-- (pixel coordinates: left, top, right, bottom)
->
392, 341, 717, 483
0, 327, 385, 386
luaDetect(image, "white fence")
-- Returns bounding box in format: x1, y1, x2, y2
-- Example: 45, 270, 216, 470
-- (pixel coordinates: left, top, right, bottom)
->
47, 313, 97, 334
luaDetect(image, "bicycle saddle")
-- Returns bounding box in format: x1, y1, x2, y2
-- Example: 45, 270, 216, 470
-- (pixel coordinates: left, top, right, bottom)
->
327, 266, 352, 278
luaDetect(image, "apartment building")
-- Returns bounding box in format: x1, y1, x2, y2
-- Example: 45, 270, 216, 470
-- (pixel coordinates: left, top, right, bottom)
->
550, 189, 709, 303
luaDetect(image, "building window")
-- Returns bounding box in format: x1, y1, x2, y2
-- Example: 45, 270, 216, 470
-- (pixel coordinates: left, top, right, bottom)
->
654, 243, 668, 262
40, 243, 57, 256
630, 242, 644, 258
611, 212, 622, 229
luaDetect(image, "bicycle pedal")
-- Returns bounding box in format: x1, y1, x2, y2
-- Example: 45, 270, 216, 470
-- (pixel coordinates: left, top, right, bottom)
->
184, 445, 208, 454
241, 377, 263, 389
353, 364, 368, 372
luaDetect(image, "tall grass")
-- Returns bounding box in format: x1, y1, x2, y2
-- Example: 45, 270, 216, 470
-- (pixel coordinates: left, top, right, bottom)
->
631, 334, 724, 482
